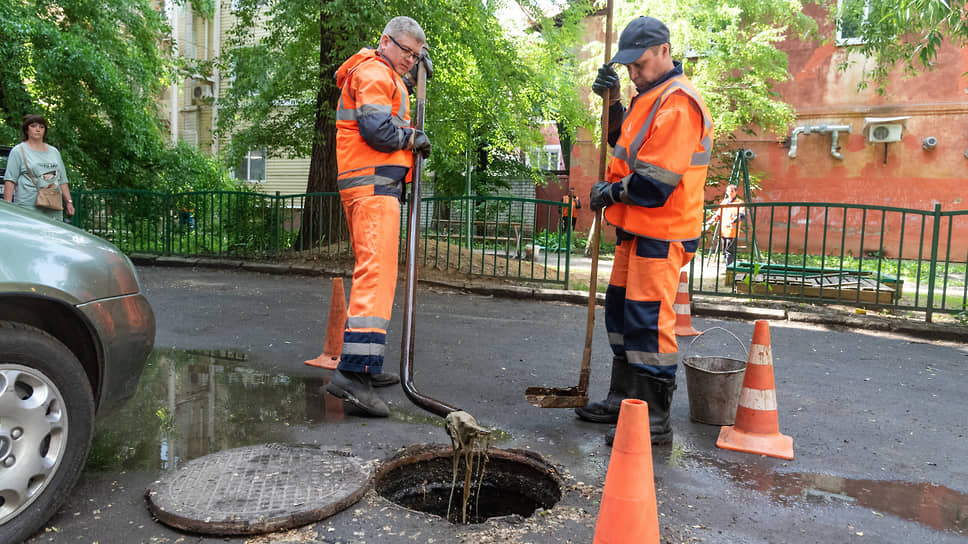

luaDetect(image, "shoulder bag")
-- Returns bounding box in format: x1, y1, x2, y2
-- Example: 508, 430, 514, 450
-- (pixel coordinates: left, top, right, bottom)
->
20, 145, 63, 211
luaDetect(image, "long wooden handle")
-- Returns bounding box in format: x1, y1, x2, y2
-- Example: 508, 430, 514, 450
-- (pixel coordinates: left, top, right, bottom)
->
579, 0, 614, 394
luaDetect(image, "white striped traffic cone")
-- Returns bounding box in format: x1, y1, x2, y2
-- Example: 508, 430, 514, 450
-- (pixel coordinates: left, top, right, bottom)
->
674, 271, 701, 336
716, 320, 794, 460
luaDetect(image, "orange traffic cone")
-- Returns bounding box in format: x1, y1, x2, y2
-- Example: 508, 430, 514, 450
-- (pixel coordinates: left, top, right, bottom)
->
304, 277, 346, 370
716, 320, 794, 460
593, 399, 660, 544
674, 271, 701, 336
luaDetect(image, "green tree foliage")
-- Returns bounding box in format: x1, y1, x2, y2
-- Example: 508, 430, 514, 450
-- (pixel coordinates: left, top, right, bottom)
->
0, 0, 229, 191
834, 0, 968, 93
592, 0, 816, 153
217, 0, 594, 198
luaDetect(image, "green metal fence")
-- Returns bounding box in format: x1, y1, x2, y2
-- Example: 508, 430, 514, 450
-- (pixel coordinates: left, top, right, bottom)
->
71, 189, 573, 286
73, 186, 968, 321
695, 200, 968, 322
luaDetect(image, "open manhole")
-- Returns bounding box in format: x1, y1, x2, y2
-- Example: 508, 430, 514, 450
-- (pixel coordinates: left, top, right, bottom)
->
375, 444, 563, 524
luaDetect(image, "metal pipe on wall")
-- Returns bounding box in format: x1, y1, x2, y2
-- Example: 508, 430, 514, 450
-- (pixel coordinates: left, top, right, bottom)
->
788, 124, 851, 159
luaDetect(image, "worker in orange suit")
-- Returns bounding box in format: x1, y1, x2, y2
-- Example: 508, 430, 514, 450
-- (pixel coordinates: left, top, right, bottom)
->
560, 187, 582, 231
326, 16, 432, 417
705, 184, 745, 267
574, 16, 713, 445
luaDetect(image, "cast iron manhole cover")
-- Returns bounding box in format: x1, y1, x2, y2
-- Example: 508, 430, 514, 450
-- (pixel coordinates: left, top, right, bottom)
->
146, 443, 371, 535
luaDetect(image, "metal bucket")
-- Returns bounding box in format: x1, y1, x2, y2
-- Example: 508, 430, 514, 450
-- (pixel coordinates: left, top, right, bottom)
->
682, 356, 747, 425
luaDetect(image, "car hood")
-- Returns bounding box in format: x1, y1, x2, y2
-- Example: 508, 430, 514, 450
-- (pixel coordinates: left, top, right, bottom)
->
0, 202, 141, 303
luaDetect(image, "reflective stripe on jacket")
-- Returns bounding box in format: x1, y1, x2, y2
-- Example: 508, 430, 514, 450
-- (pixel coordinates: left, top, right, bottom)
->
603, 74, 713, 241
335, 48, 413, 191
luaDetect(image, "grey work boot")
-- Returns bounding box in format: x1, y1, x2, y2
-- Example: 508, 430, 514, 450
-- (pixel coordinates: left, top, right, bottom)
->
326, 370, 389, 417
371, 372, 400, 387
575, 356, 631, 424
604, 371, 677, 446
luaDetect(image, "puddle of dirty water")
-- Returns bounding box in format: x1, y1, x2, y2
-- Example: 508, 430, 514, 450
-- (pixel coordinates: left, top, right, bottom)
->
86, 348, 509, 474
687, 451, 968, 536
87, 348, 343, 472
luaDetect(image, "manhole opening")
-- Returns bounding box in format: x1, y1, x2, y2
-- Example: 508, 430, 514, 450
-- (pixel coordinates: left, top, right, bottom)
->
375, 445, 562, 524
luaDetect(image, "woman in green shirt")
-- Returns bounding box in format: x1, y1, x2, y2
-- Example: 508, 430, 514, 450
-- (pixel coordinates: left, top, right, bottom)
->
3, 114, 74, 221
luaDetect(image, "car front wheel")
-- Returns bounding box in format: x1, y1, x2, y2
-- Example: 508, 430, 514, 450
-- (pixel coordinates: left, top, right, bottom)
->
0, 321, 95, 543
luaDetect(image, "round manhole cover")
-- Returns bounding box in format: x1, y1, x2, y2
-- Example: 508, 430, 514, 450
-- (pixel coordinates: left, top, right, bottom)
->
146, 444, 371, 535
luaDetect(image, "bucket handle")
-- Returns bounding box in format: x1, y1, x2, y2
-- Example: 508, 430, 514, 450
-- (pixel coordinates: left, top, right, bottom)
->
685, 326, 748, 358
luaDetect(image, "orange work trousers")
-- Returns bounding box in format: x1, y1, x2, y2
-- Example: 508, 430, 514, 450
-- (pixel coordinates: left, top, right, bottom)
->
605, 231, 697, 378
338, 186, 401, 374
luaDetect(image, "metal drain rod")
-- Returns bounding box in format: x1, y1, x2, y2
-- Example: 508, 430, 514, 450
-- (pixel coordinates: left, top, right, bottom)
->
398, 61, 488, 441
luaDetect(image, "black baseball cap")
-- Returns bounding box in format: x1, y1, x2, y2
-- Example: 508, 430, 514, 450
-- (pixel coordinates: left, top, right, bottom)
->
609, 17, 670, 65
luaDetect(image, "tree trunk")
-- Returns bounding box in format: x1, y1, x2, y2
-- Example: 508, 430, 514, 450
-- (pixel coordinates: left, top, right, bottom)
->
293, 14, 344, 251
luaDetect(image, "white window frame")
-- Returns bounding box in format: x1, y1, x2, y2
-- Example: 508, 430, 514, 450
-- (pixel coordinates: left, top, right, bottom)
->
836, 0, 871, 46
235, 148, 266, 183
526, 144, 563, 171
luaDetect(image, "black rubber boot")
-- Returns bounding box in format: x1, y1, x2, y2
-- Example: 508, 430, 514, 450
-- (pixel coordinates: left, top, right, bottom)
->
604, 371, 676, 445
371, 372, 400, 387
326, 370, 389, 417
575, 356, 631, 424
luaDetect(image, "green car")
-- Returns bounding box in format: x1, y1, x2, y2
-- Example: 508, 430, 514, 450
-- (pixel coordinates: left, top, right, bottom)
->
0, 201, 156, 542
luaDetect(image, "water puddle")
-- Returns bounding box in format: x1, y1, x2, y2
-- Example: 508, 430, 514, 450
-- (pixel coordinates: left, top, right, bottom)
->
87, 348, 342, 472
88, 348, 508, 473
690, 451, 968, 535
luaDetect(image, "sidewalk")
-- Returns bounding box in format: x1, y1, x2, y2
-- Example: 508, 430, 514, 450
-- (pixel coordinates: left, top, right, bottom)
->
131, 253, 967, 344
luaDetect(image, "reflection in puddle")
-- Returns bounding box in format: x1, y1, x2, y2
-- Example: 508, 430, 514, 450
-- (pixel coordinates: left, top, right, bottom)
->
87, 348, 345, 472
693, 452, 968, 535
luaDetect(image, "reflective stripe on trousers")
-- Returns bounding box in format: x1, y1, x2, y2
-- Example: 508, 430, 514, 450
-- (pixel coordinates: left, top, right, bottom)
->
338, 186, 400, 374
605, 235, 695, 378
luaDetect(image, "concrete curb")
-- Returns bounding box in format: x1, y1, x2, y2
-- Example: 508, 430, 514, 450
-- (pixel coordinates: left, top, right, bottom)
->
130, 255, 966, 344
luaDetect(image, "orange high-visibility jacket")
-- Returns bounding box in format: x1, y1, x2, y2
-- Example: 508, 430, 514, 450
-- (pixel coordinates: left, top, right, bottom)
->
710, 196, 744, 238
603, 72, 713, 241
335, 48, 414, 191
561, 195, 581, 218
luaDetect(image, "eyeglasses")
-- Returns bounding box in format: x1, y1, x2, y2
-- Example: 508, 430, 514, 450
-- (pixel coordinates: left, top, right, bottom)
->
387, 35, 421, 61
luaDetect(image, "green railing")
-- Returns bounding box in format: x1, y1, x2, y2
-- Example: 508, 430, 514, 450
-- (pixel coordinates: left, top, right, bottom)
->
71, 189, 572, 287
73, 187, 967, 322
695, 200, 968, 322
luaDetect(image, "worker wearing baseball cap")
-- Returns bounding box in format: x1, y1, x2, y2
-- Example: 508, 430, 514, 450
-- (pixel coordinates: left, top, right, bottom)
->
576, 16, 714, 446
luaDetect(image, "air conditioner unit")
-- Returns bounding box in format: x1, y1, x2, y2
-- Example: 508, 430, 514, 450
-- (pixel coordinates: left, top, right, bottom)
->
868, 123, 903, 143
192, 83, 214, 104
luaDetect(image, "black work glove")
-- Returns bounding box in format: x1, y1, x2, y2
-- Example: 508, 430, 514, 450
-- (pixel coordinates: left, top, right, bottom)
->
592, 64, 619, 99
411, 129, 431, 158
403, 49, 433, 92
589, 181, 616, 212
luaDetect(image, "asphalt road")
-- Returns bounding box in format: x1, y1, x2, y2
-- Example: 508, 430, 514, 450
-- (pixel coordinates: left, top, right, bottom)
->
24, 266, 968, 543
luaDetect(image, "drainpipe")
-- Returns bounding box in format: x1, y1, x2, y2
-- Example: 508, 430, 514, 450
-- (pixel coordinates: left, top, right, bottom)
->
788, 124, 852, 159
787, 126, 806, 158
826, 124, 851, 160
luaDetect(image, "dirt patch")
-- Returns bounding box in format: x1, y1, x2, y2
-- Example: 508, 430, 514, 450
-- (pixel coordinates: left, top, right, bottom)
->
281, 240, 561, 288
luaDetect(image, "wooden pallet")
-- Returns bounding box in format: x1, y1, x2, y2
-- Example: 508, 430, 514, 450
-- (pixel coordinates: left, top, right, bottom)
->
733, 272, 896, 304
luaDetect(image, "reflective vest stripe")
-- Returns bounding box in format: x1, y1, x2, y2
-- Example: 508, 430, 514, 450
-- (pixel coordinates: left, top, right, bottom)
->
336, 52, 412, 182
626, 350, 679, 367
337, 174, 403, 191
603, 74, 714, 241
633, 161, 681, 188
347, 316, 391, 330
342, 341, 386, 357
626, 82, 712, 170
